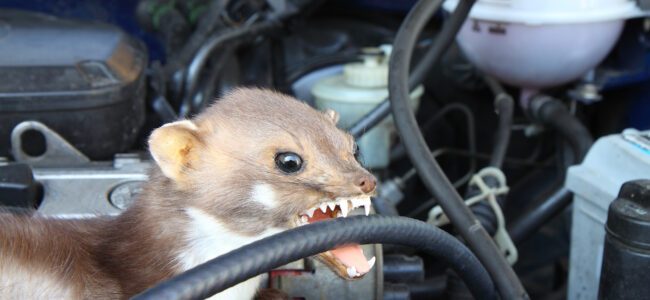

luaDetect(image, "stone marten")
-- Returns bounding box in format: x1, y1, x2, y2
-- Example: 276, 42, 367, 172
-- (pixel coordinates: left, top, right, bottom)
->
0, 88, 377, 299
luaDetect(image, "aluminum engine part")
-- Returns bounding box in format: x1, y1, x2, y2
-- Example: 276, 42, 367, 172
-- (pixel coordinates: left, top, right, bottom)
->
271, 244, 383, 300
11, 121, 148, 217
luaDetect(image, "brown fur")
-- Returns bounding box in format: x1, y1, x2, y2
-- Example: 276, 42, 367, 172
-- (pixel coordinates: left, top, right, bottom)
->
0, 88, 376, 299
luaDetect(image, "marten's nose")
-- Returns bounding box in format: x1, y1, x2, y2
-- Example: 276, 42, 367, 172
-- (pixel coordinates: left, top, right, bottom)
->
355, 174, 377, 194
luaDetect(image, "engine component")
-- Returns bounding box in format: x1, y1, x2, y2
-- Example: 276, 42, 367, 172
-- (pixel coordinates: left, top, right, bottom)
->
0, 162, 40, 210
0, 9, 147, 160
527, 95, 594, 163
11, 121, 90, 167
387, 0, 528, 298
8, 121, 148, 216
442, 0, 643, 91
382, 254, 424, 283
566, 129, 650, 300
599, 179, 650, 299
269, 245, 383, 299
312, 46, 423, 169
32, 155, 148, 217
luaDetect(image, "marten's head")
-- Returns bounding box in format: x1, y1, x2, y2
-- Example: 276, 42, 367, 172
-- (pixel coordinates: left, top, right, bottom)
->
148, 88, 377, 279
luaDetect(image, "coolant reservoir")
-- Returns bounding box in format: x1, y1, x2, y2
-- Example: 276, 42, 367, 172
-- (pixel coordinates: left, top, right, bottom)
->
311, 46, 423, 169
442, 0, 644, 90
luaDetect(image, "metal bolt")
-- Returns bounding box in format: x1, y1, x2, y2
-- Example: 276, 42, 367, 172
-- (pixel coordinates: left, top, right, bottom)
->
109, 181, 144, 210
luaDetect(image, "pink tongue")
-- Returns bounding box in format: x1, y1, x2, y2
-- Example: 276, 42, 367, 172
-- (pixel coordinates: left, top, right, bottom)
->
306, 208, 371, 274
330, 244, 371, 274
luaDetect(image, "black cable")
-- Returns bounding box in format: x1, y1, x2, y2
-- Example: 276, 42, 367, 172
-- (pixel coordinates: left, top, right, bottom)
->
405, 151, 554, 218
132, 216, 496, 300
179, 20, 280, 117
400, 102, 477, 184
484, 76, 514, 169
387, 0, 528, 298
348, 0, 475, 139
164, 0, 229, 76
463, 76, 514, 237
508, 187, 572, 244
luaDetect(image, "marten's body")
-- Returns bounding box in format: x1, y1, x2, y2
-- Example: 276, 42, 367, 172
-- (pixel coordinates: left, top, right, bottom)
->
0, 88, 376, 299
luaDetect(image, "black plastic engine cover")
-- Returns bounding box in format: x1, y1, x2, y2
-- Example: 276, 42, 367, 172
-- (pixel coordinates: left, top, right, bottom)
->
0, 9, 147, 160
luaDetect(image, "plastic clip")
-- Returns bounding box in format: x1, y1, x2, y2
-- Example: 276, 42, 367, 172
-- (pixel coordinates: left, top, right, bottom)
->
427, 167, 518, 264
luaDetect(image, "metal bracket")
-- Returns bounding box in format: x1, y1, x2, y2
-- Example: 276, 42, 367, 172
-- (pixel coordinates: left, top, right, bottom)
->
427, 167, 518, 264
11, 121, 90, 167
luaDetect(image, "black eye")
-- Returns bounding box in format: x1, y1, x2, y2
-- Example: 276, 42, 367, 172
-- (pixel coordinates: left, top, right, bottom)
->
353, 143, 361, 161
275, 152, 303, 173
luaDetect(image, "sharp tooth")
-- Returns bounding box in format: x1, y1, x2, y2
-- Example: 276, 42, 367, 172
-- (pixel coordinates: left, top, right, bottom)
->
327, 201, 336, 211
306, 208, 316, 218
301, 215, 309, 224
346, 266, 358, 278
368, 256, 376, 269
319, 203, 328, 213
363, 198, 371, 216
351, 198, 363, 208
339, 199, 349, 217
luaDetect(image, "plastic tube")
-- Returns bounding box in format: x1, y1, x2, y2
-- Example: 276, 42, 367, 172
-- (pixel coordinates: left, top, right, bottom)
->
132, 216, 496, 300
386, 0, 529, 298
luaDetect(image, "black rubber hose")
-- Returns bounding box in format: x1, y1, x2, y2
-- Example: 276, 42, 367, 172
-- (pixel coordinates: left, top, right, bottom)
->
164, 0, 228, 76
484, 76, 514, 169
179, 20, 280, 117
508, 95, 594, 243
132, 216, 496, 300
347, 0, 475, 139
467, 76, 514, 236
387, 0, 529, 299
529, 95, 594, 162
508, 187, 572, 244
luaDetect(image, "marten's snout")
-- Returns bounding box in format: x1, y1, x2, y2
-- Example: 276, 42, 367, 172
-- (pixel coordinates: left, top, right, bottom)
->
355, 174, 376, 194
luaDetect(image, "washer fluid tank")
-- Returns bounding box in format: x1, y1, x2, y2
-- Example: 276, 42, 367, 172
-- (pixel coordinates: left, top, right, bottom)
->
443, 0, 644, 90
311, 46, 423, 169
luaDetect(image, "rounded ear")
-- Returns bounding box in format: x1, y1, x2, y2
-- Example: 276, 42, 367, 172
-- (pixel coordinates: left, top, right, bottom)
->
323, 109, 340, 125
148, 120, 201, 182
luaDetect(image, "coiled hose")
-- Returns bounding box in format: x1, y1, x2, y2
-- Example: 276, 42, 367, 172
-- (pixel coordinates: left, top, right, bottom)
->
132, 216, 496, 300
387, 0, 529, 299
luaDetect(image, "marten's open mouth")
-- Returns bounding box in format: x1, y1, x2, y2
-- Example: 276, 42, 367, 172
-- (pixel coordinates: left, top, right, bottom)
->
293, 196, 375, 279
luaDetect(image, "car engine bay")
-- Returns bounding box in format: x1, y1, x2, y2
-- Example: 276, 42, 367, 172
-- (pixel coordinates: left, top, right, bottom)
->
1, 0, 650, 299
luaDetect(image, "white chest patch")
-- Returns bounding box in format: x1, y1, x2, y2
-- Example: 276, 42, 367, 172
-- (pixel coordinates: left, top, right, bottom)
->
0, 261, 77, 299
251, 183, 278, 209
177, 207, 281, 300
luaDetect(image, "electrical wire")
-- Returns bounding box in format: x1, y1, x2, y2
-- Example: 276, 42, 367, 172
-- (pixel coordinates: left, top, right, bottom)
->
400, 101, 477, 184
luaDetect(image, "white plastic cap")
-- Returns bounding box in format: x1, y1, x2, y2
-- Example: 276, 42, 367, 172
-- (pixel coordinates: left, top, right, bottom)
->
443, 0, 645, 25
343, 46, 392, 88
